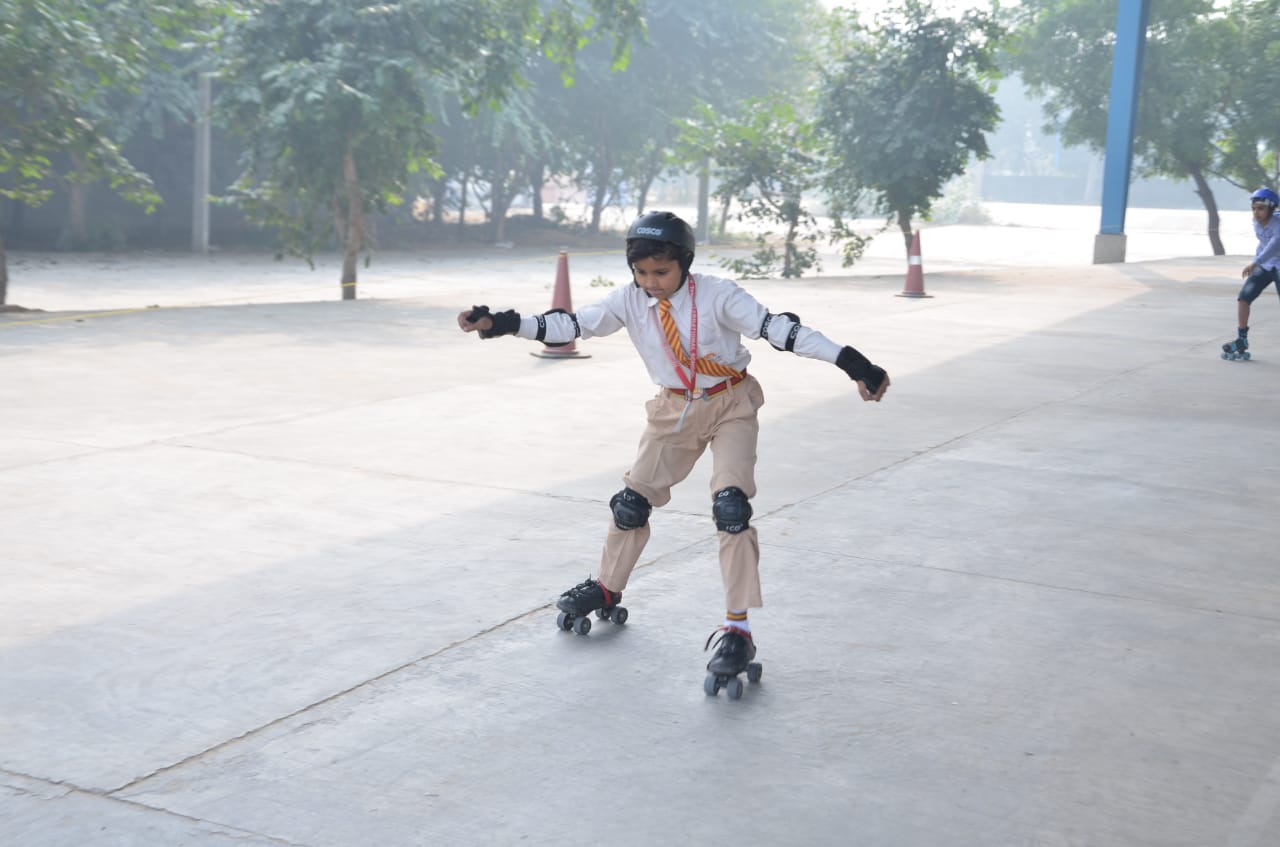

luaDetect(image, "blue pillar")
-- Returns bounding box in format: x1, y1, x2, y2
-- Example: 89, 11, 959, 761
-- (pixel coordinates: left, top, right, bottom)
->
1093, 0, 1150, 264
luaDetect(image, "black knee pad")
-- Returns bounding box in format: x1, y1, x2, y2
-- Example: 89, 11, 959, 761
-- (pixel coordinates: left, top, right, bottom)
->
610, 487, 651, 530
713, 486, 752, 533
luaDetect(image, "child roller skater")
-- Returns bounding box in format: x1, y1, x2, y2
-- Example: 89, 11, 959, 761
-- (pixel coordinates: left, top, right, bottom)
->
457, 211, 889, 694
1223, 187, 1280, 360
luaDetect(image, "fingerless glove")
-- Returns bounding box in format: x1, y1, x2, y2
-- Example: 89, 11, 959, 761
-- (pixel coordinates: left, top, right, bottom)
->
467, 305, 521, 339
836, 345, 887, 394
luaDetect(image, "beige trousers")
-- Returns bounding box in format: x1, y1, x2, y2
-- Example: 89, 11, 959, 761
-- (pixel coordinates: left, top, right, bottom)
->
598, 375, 765, 610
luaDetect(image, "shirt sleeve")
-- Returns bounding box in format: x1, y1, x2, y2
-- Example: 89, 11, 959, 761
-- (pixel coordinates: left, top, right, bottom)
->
719, 280, 844, 364
514, 288, 628, 344
1256, 221, 1280, 268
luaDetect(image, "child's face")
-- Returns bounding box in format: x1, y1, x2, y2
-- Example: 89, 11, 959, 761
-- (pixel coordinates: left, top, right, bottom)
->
1253, 202, 1274, 224
632, 255, 685, 300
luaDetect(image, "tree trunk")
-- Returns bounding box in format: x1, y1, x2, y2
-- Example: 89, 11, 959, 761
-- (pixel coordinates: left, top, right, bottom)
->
0, 234, 8, 305
490, 146, 510, 243
457, 173, 469, 240
68, 154, 88, 247
491, 176, 509, 243
431, 179, 446, 225
696, 161, 711, 244
590, 166, 609, 234
341, 148, 361, 301
784, 210, 800, 278
1189, 166, 1224, 256
898, 208, 913, 252
589, 140, 614, 234
530, 162, 545, 221
635, 170, 656, 218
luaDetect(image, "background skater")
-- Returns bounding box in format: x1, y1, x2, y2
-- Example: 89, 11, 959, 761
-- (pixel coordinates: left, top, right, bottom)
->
1223, 187, 1280, 360
457, 211, 888, 695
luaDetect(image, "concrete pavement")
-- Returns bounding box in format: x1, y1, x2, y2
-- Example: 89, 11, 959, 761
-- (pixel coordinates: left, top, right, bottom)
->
2, 245, 1280, 846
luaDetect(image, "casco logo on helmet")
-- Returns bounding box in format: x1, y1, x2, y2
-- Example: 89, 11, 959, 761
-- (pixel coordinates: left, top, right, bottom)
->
634, 227, 665, 236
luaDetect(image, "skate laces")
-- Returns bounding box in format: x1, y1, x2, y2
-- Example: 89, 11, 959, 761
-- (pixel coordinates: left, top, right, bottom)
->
704, 625, 752, 653
562, 577, 611, 604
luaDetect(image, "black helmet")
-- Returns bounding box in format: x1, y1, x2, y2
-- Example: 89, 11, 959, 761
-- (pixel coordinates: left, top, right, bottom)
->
626, 210, 696, 255
625, 211, 696, 284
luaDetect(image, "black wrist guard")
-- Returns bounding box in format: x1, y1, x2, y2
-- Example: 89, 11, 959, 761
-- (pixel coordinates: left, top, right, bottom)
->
836, 345, 886, 393
477, 307, 521, 339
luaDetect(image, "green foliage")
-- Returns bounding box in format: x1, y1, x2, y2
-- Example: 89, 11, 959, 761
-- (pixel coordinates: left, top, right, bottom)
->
546, 0, 823, 231
817, 0, 1005, 245
0, 0, 222, 211
679, 97, 828, 278
718, 234, 820, 280
1213, 0, 1280, 190
1006, 0, 1225, 175
1004, 0, 1272, 253
217, 0, 642, 266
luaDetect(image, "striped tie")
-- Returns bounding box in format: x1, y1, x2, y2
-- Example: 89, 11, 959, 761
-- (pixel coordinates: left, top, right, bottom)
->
657, 299, 741, 379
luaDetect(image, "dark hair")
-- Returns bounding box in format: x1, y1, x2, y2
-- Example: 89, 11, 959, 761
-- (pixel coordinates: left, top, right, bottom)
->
625, 238, 685, 266
625, 211, 696, 283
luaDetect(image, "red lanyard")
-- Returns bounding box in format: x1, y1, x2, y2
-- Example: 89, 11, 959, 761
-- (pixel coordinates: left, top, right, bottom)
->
653, 276, 698, 391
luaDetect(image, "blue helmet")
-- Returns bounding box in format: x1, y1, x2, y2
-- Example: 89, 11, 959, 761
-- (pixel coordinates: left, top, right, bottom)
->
1250, 187, 1279, 209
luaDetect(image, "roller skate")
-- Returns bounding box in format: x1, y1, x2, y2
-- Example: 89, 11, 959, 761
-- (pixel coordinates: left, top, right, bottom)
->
703, 626, 762, 700
555, 576, 627, 636
1222, 335, 1251, 361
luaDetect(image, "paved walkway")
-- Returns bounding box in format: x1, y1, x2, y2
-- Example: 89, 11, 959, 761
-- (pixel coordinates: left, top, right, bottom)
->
2, 242, 1279, 846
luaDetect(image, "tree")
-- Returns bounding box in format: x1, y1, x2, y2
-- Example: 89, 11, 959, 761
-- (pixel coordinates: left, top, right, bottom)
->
1007, 0, 1234, 255
1213, 0, 1280, 194
816, 1, 1005, 251
551, 0, 821, 233
216, 0, 641, 300
678, 98, 861, 279
0, 0, 219, 304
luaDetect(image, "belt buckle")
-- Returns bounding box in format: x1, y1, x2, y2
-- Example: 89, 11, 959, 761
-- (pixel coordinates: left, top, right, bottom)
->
687, 389, 704, 400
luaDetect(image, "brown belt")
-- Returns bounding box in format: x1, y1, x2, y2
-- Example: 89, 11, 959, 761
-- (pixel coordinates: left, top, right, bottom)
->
666, 370, 747, 399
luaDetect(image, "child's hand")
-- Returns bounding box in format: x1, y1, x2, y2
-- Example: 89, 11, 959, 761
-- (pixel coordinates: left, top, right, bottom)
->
1242, 262, 1257, 279
457, 307, 494, 334
858, 371, 889, 402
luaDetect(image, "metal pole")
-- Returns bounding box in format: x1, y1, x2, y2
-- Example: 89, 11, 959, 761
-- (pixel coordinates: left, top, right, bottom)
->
1093, 0, 1150, 264
192, 72, 211, 253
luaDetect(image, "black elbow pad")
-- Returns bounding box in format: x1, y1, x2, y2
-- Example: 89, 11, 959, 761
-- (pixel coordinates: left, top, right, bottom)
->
760, 311, 802, 352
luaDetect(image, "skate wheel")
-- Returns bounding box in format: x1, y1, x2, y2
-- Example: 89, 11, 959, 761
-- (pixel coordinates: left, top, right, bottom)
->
557, 611, 573, 631
704, 674, 721, 697
1243, 352, 1251, 360
610, 606, 628, 625
726, 677, 744, 700
573, 615, 591, 636
1222, 351, 1230, 360
746, 662, 762, 684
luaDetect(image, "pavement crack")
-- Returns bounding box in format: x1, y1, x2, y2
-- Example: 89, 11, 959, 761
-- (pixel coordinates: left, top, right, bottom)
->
2, 770, 307, 846
107, 604, 551, 798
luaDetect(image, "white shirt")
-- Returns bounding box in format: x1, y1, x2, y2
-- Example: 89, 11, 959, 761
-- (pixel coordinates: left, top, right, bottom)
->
516, 272, 844, 388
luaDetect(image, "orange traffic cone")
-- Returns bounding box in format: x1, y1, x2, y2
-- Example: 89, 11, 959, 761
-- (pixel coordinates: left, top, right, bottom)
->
896, 230, 932, 298
531, 250, 591, 359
